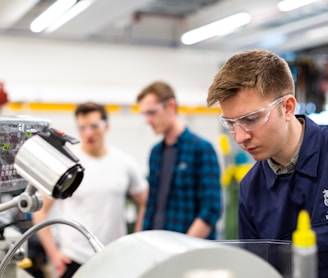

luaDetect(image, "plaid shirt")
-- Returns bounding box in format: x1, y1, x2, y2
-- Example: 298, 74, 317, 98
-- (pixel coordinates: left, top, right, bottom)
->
143, 128, 222, 239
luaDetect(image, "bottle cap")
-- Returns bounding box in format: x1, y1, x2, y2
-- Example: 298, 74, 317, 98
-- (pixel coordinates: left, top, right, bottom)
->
292, 210, 316, 247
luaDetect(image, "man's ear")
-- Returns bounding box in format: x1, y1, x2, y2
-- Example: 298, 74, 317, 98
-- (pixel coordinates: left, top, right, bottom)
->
166, 98, 177, 112
284, 95, 297, 120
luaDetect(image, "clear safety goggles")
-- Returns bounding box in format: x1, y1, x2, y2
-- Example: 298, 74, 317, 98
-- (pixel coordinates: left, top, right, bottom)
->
220, 96, 285, 133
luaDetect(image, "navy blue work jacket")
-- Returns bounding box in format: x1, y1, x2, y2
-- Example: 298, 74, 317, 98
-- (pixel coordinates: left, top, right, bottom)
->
239, 115, 328, 278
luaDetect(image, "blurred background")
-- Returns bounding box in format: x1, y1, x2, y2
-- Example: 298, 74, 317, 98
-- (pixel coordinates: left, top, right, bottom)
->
0, 0, 327, 107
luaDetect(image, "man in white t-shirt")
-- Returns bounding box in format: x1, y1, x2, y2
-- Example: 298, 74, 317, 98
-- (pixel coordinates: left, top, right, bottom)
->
32, 102, 148, 278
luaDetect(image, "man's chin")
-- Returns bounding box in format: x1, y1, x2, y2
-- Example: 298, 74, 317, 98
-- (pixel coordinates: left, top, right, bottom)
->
250, 154, 268, 162
85, 143, 96, 151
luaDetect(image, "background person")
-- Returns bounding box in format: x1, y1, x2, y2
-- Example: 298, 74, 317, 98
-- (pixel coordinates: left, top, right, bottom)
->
33, 101, 148, 277
136, 81, 222, 240
207, 48, 328, 278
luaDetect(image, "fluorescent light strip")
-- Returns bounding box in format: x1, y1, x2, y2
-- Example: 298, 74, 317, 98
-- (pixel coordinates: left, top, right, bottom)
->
30, 0, 77, 33
181, 12, 251, 45
46, 0, 94, 33
278, 0, 319, 12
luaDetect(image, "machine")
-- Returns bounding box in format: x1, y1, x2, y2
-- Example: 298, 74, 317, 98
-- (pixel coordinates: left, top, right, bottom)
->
74, 230, 289, 278
0, 115, 85, 277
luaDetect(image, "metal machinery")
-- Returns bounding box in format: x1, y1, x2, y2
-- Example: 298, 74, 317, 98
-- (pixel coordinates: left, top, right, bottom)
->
0, 116, 50, 277
0, 115, 84, 278
74, 230, 288, 278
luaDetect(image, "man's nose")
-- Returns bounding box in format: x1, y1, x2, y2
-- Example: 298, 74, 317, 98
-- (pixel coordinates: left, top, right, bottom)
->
83, 126, 95, 135
234, 125, 251, 144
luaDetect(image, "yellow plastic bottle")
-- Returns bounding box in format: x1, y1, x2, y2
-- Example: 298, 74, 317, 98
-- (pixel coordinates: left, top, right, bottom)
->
292, 210, 318, 278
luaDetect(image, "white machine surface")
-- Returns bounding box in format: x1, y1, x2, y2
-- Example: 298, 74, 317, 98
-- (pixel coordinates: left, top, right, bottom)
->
74, 230, 283, 278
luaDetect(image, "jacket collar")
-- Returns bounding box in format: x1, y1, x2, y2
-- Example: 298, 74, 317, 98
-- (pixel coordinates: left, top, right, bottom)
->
264, 115, 320, 189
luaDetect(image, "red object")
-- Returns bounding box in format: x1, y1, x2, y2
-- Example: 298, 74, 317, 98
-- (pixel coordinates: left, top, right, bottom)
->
0, 82, 9, 105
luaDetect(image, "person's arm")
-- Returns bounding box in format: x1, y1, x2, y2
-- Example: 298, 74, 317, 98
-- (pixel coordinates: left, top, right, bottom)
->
187, 218, 211, 238
188, 141, 222, 239
32, 196, 71, 277
131, 189, 148, 232
125, 152, 149, 233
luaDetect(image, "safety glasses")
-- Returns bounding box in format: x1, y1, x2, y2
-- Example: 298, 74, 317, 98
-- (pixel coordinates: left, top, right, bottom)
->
78, 120, 107, 132
220, 96, 285, 133
140, 101, 168, 117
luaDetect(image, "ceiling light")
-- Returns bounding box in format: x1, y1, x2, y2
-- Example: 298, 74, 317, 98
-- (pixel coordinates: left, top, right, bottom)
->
181, 12, 251, 45
278, 0, 319, 12
30, 0, 77, 33
46, 0, 94, 33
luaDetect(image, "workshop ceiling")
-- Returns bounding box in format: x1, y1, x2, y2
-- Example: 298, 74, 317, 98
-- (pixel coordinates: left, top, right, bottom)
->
0, 0, 328, 53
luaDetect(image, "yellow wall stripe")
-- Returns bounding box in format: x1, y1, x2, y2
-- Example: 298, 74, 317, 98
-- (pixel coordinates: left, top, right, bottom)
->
29, 103, 77, 111
8, 102, 221, 115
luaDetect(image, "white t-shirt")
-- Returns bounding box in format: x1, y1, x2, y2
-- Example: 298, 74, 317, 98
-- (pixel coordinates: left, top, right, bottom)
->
55, 146, 147, 264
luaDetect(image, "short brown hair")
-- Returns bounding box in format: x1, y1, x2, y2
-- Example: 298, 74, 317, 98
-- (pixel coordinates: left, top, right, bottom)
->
136, 81, 176, 103
207, 49, 295, 106
74, 101, 108, 121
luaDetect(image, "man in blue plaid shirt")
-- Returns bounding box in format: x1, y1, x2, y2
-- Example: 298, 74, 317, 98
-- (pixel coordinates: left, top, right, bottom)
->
137, 81, 222, 239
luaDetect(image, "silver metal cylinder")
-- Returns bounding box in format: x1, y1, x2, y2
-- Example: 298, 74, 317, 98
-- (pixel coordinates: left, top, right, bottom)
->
14, 135, 78, 197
